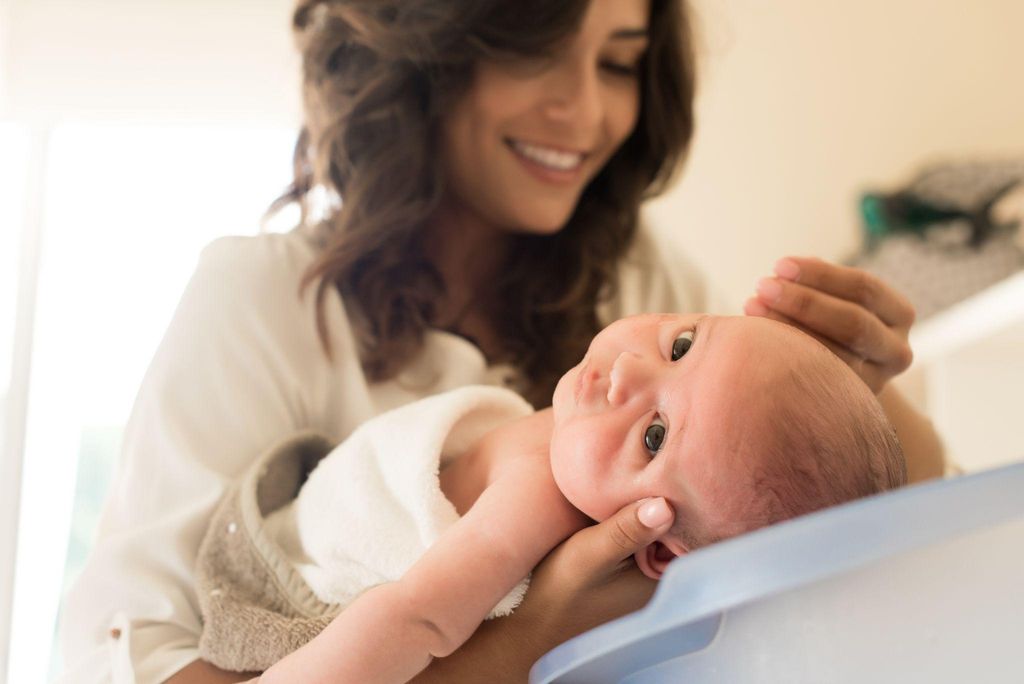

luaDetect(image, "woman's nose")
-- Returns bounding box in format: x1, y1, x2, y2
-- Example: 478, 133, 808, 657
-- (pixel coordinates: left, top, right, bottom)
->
541, 59, 602, 132
607, 351, 650, 406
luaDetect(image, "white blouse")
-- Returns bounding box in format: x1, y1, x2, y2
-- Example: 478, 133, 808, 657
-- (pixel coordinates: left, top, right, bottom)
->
55, 226, 708, 684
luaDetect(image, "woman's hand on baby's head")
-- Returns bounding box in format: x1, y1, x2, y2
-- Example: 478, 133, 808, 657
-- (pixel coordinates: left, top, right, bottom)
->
745, 256, 916, 394
514, 497, 674, 645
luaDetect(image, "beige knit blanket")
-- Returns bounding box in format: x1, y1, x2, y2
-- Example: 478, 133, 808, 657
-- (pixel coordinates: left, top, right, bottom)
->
196, 431, 343, 673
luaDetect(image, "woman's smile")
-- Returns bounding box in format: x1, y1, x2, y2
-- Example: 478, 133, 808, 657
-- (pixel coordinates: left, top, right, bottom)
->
505, 137, 588, 185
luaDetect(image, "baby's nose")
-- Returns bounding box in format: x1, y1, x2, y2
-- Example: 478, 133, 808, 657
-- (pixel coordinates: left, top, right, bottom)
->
607, 351, 650, 406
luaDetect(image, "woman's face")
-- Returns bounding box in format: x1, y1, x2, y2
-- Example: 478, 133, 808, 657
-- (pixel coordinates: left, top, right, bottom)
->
440, 0, 650, 235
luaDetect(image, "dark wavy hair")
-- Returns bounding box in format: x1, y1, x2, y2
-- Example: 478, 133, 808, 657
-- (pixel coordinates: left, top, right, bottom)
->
277, 0, 696, 407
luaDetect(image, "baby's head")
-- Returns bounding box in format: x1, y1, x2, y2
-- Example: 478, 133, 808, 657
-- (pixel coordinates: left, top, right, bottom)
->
550, 313, 906, 580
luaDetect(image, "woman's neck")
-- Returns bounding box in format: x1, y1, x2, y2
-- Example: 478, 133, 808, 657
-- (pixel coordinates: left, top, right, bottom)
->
422, 196, 511, 328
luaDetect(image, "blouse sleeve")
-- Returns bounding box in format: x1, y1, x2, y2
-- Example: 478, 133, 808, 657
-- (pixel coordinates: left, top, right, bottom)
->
55, 233, 350, 684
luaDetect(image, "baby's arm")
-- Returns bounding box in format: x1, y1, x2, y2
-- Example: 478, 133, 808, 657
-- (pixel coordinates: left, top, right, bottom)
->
256, 459, 587, 684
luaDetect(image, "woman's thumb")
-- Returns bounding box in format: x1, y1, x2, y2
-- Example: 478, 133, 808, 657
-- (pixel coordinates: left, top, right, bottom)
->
590, 497, 674, 571
637, 497, 673, 529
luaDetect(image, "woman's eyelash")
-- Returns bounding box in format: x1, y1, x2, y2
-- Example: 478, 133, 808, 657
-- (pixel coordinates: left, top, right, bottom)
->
601, 61, 639, 76
671, 330, 695, 361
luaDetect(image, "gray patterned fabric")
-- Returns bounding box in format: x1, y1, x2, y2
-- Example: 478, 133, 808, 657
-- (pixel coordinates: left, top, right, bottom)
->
852, 160, 1024, 319
853, 223, 1022, 319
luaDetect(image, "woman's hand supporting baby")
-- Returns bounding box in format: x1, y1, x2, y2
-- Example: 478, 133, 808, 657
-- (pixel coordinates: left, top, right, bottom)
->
519, 497, 676, 639
410, 497, 675, 683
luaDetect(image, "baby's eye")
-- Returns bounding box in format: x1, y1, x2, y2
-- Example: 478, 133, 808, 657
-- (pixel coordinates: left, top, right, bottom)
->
644, 417, 666, 455
671, 331, 695, 361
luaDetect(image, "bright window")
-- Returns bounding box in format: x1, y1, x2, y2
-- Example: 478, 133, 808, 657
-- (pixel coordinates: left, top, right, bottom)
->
0, 124, 29, 428
5, 122, 297, 683
0, 122, 31, 684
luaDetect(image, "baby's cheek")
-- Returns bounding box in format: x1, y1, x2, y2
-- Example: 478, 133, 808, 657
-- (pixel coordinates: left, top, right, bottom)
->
550, 430, 600, 511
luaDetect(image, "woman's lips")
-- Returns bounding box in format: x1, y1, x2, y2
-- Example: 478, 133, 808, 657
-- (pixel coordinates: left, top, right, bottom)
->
505, 138, 586, 186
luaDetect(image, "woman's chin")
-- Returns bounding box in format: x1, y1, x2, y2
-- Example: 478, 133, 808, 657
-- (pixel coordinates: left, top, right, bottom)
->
502, 200, 578, 236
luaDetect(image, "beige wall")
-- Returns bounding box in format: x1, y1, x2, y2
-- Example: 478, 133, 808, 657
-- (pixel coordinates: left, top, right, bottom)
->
647, 0, 1024, 310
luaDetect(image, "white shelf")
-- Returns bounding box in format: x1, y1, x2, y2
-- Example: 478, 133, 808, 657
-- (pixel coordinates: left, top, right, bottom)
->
909, 270, 1024, 365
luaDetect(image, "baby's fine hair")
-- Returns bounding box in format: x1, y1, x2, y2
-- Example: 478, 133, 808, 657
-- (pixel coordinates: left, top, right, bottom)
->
673, 348, 906, 551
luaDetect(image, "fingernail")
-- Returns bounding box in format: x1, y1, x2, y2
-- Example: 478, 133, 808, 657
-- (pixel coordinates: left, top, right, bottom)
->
638, 497, 672, 528
756, 277, 783, 303
744, 297, 768, 317
774, 258, 800, 281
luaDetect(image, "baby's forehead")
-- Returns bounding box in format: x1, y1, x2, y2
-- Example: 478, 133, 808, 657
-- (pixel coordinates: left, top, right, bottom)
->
658, 317, 863, 522
703, 316, 833, 373
628, 312, 695, 331
665, 317, 837, 452
651, 313, 690, 323
658, 314, 845, 432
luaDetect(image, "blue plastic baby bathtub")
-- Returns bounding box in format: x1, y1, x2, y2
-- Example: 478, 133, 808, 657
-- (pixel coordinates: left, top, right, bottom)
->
531, 461, 1024, 683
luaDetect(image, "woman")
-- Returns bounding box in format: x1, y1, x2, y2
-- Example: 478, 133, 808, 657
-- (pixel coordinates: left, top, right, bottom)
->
57, 0, 944, 682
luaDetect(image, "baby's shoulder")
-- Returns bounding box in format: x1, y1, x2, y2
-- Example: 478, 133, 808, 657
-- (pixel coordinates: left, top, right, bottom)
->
478, 409, 555, 480
476, 447, 588, 548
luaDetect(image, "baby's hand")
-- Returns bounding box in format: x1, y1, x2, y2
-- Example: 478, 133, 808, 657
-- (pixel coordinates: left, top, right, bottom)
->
745, 256, 915, 394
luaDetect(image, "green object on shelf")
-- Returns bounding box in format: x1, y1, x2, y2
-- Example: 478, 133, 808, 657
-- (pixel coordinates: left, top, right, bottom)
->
860, 180, 1021, 251
860, 192, 968, 246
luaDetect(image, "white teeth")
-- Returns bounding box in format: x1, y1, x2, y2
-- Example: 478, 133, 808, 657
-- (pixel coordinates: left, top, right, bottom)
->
510, 139, 584, 171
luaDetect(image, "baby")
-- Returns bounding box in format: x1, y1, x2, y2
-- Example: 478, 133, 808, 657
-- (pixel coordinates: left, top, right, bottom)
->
195, 313, 906, 682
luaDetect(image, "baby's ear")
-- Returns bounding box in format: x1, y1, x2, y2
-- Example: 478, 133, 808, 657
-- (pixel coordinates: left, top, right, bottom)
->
634, 538, 688, 580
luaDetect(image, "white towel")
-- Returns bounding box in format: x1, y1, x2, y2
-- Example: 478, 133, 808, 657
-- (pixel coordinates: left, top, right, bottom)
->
265, 385, 535, 618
